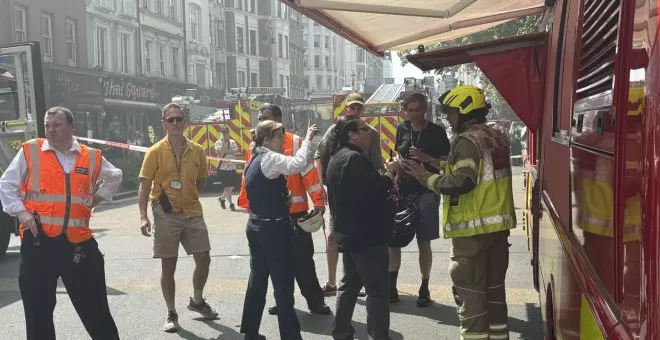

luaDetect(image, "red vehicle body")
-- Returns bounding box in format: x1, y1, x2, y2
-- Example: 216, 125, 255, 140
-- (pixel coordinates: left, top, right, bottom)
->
286, 0, 658, 338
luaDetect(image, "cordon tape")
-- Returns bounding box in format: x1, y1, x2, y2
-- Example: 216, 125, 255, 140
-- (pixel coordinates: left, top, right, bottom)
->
74, 136, 524, 163
74, 136, 247, 164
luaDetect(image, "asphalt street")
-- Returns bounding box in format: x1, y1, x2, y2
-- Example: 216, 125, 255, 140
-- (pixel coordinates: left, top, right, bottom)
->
0, 167, 543, 339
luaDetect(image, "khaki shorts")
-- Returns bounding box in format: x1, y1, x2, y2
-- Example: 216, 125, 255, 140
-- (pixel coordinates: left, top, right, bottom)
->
152, 204, 211, 258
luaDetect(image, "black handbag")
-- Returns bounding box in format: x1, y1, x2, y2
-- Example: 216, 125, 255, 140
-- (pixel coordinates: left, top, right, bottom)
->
389, 195, 420, 248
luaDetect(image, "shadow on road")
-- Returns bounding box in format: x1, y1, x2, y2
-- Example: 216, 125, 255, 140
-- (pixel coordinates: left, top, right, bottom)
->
176, 319, 244, 340
297, 308, 405, 339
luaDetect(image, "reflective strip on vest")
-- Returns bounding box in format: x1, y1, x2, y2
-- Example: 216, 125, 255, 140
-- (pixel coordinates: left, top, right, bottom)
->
23, 192, 91, 205
291, 195, 306, 203
306, 183, 323, 193
39, 216, 90, 227
445, 214, 515, 233
301, 163, 315, 176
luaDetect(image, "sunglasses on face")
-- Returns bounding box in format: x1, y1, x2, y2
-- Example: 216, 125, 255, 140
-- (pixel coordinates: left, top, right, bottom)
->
165, 116, 185, 123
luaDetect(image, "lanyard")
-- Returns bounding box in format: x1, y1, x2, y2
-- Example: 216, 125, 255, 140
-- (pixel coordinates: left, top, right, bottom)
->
171, 142, 186, 179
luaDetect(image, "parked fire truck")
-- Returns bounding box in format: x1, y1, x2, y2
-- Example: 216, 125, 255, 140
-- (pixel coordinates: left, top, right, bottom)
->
288, 0, 660, 338
0, 42, 45, 260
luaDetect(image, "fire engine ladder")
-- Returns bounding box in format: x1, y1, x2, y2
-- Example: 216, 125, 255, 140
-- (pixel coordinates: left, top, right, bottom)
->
367, 83, 405, 104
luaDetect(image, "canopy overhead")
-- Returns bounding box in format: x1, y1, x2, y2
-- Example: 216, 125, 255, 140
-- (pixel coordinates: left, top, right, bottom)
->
407, 32, 547, 131
283, 0, 546, 56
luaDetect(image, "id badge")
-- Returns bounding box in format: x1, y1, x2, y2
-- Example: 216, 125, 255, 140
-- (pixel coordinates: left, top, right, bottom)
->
170, 180, 182, 190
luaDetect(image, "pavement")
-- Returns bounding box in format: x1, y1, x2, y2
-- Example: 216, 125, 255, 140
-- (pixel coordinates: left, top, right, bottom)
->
0, 167, 543, 340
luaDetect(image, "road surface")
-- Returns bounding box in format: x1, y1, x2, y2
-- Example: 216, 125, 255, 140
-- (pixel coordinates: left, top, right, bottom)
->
0, 167, 542, 339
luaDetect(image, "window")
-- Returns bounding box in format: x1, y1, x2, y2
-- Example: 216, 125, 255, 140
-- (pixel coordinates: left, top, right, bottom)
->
120, 33, 130, 73
303, 33, 307, 46
249, 29, 257, 55
335, 76, 338, 89
236, 26, 244, 53
156, 0, 163, 14
327, 76, 332, 89
96, 27, 108, 68
277, 1, 282, 17
189, 4, 201, 41
172, 47, 179, 78
314, 34, 320, 48
286, 76, 289, 95
168, 0, 177, 19
251, 72, 258, 87
142, 0, 149, 10
279, 74, 284, 87
196, 63, 206, 86
278, 34, 283, 58
250, 0, 255, 13
144, 40, 152, 73
14, 5, 26, 42
325, 36, 329, 49
304, 76, 309, 88
122, 0, 137, 16
303, 57, 308, 68
238, 70, 246, 87
284, 36, 289, 59
159, 44, 166, 77
41, 14, 53, 59
357, 48, 365, 62
314, 55, 320, 68
216, 63, 225, 89
357, 65, 365, 80
316, 75, 322, 89
325, 56, 330, 69
236, 0, 242, 10
65, 19, 77, 66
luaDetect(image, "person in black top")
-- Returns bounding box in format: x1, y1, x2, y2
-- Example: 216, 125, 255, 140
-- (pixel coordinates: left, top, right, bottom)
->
239, 120, 319, 340
389, 92, 451, 307
326, 116, 397, 340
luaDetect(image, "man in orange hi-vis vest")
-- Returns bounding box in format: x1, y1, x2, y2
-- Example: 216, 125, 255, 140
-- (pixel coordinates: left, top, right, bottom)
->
237, 103, 331, 315
0, 107, 123, 340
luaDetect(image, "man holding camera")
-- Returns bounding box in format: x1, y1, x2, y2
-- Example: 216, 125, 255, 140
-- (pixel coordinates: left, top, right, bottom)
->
138, 103, 218, 333
389, 92, 450, 307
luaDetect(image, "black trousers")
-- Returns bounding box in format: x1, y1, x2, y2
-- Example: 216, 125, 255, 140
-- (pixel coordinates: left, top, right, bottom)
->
273, 212, 324, 307
19, 233, 119, 340
240, 219, 302, 340
333, 244, 390, 340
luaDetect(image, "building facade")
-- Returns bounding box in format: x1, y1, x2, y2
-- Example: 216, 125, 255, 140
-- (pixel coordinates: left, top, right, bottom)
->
288, 8, 304, 99
185, 0, 212, 88
139, 0, 185, 82
302, 15, 344, 97
344, 41, 383, 93
209, 0, 227, 91
4, 0, 89, 68
86, 0, 140, 75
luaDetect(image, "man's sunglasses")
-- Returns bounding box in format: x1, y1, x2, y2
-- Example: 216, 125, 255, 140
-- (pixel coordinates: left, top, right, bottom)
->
165, 116, 185, 123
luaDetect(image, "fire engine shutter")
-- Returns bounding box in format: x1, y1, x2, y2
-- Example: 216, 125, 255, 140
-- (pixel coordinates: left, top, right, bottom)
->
406, 32, 547, 131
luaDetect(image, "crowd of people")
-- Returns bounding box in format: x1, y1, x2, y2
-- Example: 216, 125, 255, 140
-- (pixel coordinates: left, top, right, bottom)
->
0, 84, 517, 340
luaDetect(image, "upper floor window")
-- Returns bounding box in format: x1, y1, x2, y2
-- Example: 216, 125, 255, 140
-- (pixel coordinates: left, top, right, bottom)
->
14, 5, 26, 43
141, 0, 149, 10
41, 14, 53, 60
189, 4, 202, 41
65, 19, 77, 66
168, 0, 177, 19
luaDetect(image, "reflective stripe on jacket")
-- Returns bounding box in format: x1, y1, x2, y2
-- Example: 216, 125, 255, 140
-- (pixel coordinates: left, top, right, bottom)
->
21, 138, 102, 243
237, 131, 325, 214
443, 124, 516, 238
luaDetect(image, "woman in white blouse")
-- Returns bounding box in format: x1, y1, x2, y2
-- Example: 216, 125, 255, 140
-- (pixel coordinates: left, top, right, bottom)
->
239, 119, 318, 340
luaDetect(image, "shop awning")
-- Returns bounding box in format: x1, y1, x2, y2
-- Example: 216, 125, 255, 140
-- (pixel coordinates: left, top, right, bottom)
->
282, 0, 546, 55
407, 32, 547, 131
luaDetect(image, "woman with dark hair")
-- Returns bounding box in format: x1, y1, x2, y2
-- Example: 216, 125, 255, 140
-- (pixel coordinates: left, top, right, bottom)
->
326, 116, 397, 340
239, 119, 318, 340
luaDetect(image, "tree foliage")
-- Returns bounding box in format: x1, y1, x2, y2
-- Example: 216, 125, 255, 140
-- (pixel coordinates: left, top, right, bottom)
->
397, 15, 541, 110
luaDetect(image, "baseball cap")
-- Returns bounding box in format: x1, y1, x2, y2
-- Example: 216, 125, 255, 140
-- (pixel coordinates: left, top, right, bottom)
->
345, 93, 364, 106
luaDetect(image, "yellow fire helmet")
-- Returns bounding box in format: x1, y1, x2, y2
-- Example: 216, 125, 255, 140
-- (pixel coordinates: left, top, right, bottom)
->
440, 85, 487, 115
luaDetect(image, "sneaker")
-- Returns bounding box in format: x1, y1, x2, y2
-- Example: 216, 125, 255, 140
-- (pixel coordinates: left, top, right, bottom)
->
321, 282, 337, 296
244, 334, 266, 340
358, 289, 367, 297
187, 297, 219, 319
218, 198, 226, 209
308, 302, 332, 315
229, 203, 235, 211
268, 305, 278, 315
389, 289, 400, 303
163, 310, 180, 333
417, 289, 433, 307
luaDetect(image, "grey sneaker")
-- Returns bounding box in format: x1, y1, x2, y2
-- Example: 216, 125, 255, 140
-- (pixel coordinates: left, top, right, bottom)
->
163, 310, 180, 333
187, 297, 219, 319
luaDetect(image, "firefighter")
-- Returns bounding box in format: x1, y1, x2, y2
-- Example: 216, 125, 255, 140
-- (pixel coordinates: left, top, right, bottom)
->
399, 85, 516, 340
0, 106, 123, 340
237, 103, 332, 315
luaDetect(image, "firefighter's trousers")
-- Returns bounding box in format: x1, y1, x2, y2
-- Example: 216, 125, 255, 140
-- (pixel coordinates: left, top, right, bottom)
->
449, 230, 510, 340
19, 232, 119, 340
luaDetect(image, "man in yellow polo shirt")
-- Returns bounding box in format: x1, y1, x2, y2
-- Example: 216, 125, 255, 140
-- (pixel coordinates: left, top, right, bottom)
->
138, 103, 219, 333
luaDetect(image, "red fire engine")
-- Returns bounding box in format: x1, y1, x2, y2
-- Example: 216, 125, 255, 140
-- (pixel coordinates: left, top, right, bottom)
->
286, 0, 660, 338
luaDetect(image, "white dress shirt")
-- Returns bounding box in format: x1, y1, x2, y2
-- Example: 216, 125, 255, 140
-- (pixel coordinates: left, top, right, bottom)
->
261, 137, 314, 179
0, 138, 124, 216
214, 138, 239, 171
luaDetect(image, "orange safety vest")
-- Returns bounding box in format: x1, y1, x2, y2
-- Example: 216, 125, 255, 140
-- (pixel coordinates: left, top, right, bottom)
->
237, 131, 325, 214
20, 138, 102, 243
